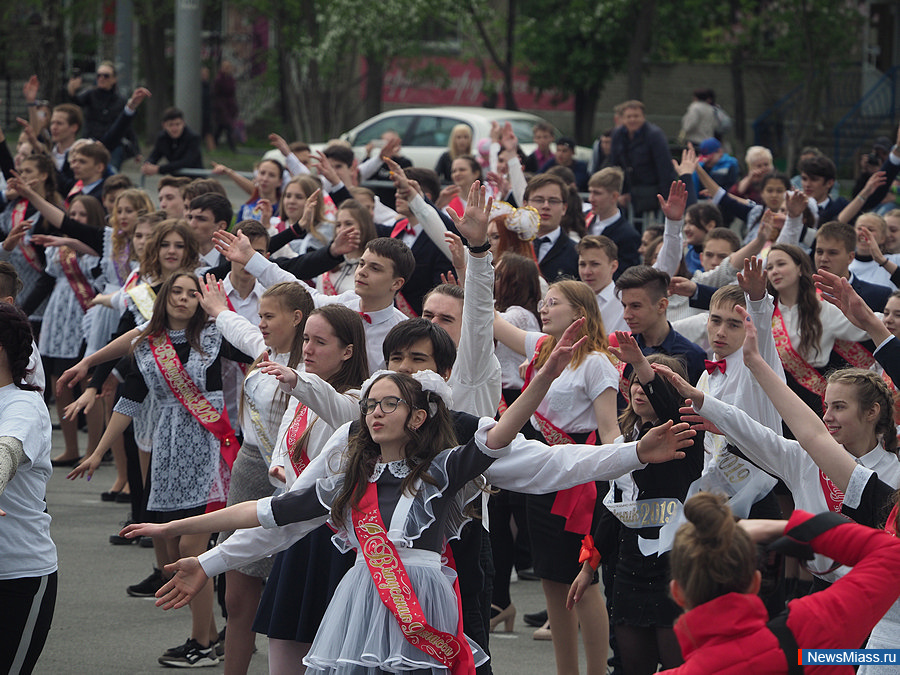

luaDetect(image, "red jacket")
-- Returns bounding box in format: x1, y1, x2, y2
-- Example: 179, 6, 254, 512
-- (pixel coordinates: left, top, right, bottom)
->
661, 510, 900, 675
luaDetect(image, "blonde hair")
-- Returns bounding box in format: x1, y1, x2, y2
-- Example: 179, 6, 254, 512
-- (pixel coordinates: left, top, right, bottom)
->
534, 280, 610, 371
448, 124, 473, 161
111, 189, 155, 259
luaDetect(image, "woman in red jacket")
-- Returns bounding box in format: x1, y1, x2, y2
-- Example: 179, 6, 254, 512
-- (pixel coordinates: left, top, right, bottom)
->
661, 492, 900, 675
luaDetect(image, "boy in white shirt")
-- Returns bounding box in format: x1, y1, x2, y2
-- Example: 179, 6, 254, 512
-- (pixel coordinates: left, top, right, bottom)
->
576, 235, 627, 333
213, 231, 413, 373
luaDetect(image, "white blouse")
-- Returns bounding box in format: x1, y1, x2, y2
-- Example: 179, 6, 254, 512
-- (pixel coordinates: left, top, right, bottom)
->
774, 298, 871, 368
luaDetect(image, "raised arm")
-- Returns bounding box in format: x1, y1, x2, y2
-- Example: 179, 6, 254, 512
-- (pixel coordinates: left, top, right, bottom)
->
484, 319, 585, 449
652, 180, 687, 276
6, 174, 64, 228
738, 305, 856, 490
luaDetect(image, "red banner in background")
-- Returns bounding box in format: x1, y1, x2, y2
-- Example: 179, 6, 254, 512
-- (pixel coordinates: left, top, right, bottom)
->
368, 56, 573, 112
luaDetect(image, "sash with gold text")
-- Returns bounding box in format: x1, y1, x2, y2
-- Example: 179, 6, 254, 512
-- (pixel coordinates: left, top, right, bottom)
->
353, 482, 473, 674
150, 332, 238, 510
772, 304, 827, 399
285, 402, 311, 477
126, 283, 157, 321
58, 245, 97, 312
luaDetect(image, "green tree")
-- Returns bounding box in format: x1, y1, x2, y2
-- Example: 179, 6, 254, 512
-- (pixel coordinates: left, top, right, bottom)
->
519, 0, 636, 143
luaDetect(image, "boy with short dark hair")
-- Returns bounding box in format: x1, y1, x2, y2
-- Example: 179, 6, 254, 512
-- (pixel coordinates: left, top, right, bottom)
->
818, 219, 893, 309
798, 154, 847, 223
524, 173, 578, 281
615, 264, 707, 383
142, 107, 203, 177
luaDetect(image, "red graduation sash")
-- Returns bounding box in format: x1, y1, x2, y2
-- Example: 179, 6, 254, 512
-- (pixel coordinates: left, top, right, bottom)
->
523, 335, 597, 535
321, 271, 338, 296
58, 245, 97, 312
285, 402, 311, 476
772, 304, 875, 401
353, 482, 473, 674
772, 304, 827, 400
819, 469, 845, 513
12, 200, 42, 273
149, 332, 238, 511
886, 503, 899, 537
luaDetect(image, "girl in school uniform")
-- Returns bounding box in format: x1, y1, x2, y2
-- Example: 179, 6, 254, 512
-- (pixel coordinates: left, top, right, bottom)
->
493, 278, 620, 675
196, 278, 314, 671
69, 271, 253, 667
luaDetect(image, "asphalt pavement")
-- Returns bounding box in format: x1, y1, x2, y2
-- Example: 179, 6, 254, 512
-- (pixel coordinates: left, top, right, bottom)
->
34, 417, 590, 674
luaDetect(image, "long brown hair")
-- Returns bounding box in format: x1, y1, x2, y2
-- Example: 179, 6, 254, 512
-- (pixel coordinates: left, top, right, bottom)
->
766, 243, 822, 360
289, 305, 370, 466
132, 272, 207, 354
330, 372, 457, 527
533, 280, 610, 371
494, 252, 541, 324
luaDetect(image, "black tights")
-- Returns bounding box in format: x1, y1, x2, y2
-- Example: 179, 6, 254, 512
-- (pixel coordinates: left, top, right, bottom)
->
614, 624, 683, 675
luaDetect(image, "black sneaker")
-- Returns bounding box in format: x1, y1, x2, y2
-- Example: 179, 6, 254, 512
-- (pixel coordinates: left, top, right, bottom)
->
164, 638, 192, 659
127, 568, 165, 597
158, 638, 219, 667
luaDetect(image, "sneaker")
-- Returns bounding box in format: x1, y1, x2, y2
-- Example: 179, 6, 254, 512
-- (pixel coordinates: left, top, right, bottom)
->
127, 568, 165, 597
164, 638, 192, 659
158, 638, 219, 667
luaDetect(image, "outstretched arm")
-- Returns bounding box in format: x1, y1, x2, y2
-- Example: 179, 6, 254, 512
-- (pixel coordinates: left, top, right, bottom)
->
738, 305, 857, 490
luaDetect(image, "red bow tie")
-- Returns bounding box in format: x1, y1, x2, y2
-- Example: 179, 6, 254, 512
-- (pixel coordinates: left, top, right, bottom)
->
704, 359, 726, 375
359, 312, 372, 324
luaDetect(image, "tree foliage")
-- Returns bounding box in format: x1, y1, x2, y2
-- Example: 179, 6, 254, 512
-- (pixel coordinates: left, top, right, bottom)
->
518, 0, 636, 142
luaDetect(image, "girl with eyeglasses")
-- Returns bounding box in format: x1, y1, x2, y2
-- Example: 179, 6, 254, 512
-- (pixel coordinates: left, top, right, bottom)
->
119, 334, 589, 674
493, 278, 619, 674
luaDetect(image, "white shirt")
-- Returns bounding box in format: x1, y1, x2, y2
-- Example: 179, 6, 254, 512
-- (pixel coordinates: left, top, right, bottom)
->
596, 282, 627, 333
0, 384, 57, 579
774, 298, 870, 368
447, 251, 502, 417
218, 275, 267, 432
849, 255, 900, 291
523, 331, 618, 436
696, 393, 900, 583
244, 251, 407, 373
215, 311, 291, 455
497, 306, 539, 389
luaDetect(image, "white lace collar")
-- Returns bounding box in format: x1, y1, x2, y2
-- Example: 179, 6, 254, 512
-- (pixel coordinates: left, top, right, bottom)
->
168, 329, 187, 344
370, 458, 411, 482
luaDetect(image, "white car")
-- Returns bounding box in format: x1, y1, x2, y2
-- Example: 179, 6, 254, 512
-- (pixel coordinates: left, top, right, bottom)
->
320, 107, 591, 170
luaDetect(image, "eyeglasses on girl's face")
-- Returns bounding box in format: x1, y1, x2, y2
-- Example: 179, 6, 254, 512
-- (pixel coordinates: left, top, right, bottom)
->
360, 396, 409, 415
537, 297, 569, 311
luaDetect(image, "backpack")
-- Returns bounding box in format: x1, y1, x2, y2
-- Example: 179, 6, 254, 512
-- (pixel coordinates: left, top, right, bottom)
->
714, 105, 733, 135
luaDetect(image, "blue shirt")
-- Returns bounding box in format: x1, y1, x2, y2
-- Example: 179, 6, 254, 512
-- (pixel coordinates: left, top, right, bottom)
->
633, 323, 707, 385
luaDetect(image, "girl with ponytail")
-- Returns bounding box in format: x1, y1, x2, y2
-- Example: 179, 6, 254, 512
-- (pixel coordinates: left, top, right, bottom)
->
661, 491, 900, 674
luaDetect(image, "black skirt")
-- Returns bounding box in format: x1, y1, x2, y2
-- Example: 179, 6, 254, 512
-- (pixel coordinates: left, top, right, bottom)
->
252, 523, 355, 642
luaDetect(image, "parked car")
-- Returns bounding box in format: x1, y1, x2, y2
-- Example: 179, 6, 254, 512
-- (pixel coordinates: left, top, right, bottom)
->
338, 107, 591, 168
267, 107, 591, 174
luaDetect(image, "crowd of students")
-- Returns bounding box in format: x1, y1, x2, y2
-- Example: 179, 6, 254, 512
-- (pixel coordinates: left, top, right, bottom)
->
2, 80, 900, 675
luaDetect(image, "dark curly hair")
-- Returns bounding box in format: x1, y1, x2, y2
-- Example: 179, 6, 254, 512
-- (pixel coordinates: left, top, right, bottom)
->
0, 303, 39, 391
